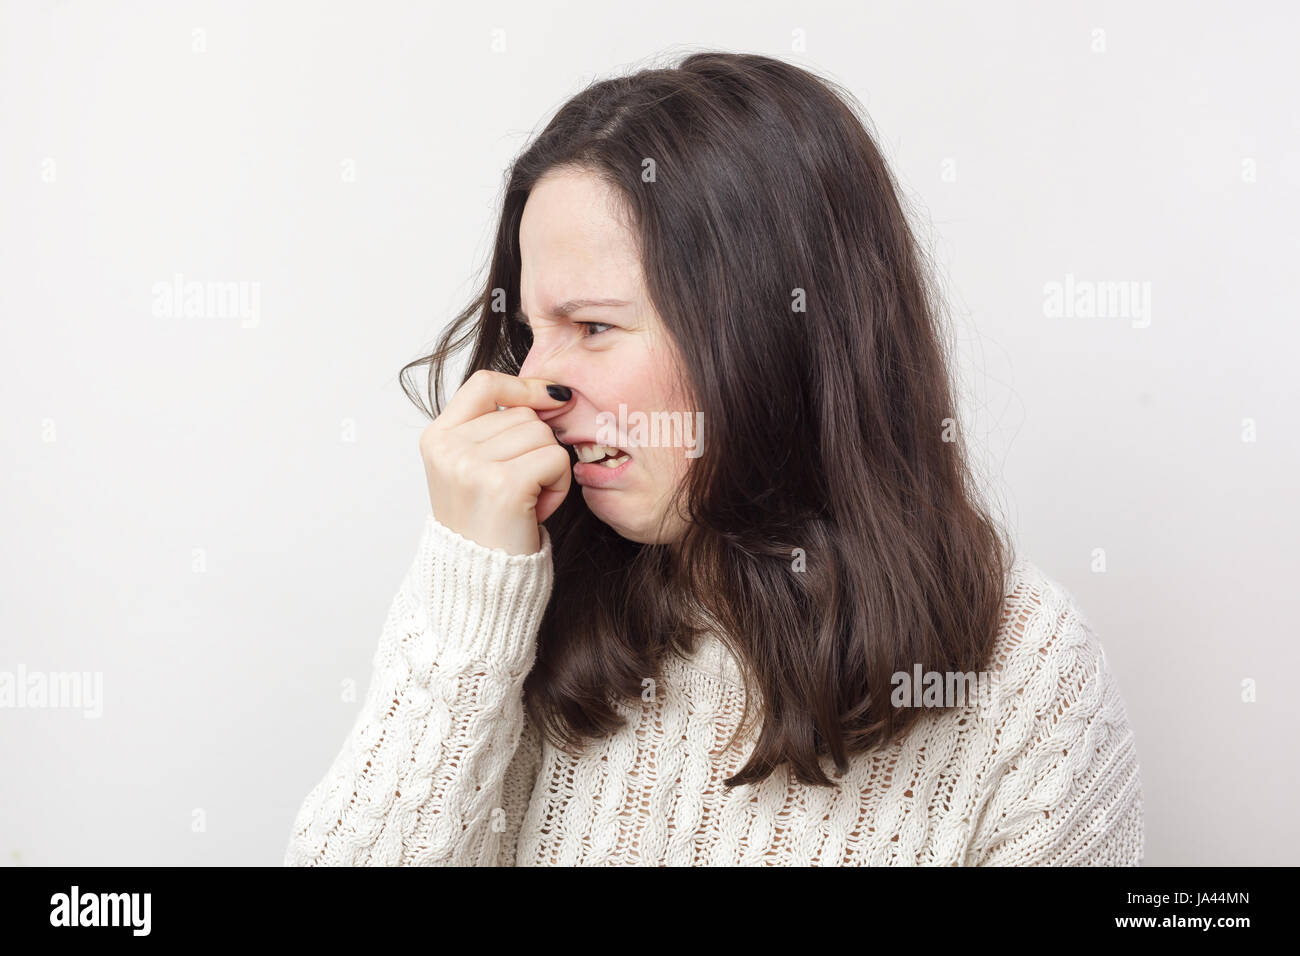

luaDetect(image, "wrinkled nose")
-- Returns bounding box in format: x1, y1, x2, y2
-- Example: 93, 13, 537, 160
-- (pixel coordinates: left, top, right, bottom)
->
518, 334, 549, 382
518, 339, 576, 426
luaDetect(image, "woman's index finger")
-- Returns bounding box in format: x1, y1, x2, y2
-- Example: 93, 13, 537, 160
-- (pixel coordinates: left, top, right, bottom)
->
437, 369, 567, 429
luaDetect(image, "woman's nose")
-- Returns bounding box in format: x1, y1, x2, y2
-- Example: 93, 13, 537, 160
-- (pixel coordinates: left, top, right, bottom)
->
518, 335, 570, 385
516, 345, 575, 423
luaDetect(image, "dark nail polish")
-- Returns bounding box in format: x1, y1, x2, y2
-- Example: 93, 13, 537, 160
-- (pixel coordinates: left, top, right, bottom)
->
546, 384, 572, 401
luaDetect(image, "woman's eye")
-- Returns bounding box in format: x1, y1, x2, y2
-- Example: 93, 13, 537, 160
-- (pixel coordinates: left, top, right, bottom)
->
514, 316, 613, 340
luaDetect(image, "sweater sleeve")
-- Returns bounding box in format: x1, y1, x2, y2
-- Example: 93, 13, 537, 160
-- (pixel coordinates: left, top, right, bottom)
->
283, 512, 554, 866
493, 713, 545, 866
967, 577, 1145, 867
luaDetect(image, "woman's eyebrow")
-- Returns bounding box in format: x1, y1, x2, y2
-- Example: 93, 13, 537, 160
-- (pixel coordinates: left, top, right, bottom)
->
515, 297, 631, 321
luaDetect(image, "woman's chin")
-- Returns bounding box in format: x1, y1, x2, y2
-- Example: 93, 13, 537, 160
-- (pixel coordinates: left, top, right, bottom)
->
582, 494, 648, 543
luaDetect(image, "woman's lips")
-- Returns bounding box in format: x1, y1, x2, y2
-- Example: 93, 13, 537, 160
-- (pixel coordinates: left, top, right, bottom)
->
573, 453, 632, 487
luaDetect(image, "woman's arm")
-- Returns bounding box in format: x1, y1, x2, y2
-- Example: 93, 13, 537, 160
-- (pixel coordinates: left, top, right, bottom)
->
967, 583, 1145, 867
492, 716, 545, 866
283, 512, 553, 866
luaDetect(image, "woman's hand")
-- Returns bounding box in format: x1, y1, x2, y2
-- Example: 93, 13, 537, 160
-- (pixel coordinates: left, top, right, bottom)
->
420, 370, 573, 555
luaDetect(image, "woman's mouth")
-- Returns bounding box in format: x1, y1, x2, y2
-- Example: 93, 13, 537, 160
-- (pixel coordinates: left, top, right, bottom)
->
573, 442, 631, 467
571, 442, 633, 486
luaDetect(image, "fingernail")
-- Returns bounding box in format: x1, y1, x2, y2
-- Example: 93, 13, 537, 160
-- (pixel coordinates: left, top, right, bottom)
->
546, 384, 572, 401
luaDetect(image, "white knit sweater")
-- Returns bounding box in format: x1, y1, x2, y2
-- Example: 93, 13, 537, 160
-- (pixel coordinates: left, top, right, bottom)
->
283, 513, 1144, 866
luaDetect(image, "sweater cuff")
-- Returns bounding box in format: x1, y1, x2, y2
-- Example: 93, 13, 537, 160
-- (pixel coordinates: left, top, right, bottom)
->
403, 512, 555, 668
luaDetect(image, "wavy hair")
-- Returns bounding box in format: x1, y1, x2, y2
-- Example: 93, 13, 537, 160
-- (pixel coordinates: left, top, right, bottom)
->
400, 50, 1014, 788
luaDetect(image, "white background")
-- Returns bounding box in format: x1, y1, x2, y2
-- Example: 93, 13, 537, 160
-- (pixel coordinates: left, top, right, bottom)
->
2, 0, 1296, 866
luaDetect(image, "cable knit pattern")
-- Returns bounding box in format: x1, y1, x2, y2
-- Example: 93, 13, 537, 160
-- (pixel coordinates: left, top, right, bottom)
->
283, 514, 554, 866
285, 513, 1144, 867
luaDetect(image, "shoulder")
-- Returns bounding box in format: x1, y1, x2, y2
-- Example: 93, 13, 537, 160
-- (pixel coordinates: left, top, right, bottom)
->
982, 555, 1131, 755
988, 555, 1109, 689
966, 555, 1144, 864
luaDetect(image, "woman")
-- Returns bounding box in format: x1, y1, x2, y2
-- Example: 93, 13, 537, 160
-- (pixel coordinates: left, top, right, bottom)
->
284, 51, 1143, 866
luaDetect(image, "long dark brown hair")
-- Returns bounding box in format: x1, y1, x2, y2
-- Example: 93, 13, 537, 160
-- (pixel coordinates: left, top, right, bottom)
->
400, 50, 1014, 788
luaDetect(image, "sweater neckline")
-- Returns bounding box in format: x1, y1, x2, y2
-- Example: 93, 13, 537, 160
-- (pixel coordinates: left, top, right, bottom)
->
676, 630, 746, 690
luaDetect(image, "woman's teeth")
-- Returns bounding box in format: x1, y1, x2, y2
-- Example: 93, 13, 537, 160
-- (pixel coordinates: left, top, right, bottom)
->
575, 442, 631, 467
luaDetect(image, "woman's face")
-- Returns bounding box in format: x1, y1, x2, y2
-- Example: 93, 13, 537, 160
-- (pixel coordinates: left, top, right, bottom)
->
517, 167, 695, 545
